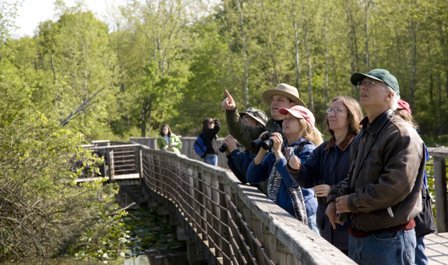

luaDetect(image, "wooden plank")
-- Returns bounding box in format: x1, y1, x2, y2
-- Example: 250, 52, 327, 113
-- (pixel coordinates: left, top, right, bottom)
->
425, 232, 448, 265
433, 157, 448, 232
75, 177, 107, 183
428, 147, 448, 156
111, 173, 140, 180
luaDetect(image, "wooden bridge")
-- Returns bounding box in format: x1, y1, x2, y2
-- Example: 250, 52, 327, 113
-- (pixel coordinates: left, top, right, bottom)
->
79, 139, 448, 265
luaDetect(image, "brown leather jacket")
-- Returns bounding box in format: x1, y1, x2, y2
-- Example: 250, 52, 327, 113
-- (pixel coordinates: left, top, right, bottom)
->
328, 110, 424, 232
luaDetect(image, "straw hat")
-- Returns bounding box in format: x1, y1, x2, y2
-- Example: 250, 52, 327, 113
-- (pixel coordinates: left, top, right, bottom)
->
262, 83, 305, 106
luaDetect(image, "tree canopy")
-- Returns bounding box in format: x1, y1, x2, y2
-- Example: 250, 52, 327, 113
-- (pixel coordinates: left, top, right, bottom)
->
3, 0, 447, 142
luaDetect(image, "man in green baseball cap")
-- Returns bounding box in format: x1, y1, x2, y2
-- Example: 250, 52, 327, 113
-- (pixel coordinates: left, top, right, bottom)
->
350, 68, 400, 96
326, 68, 425, 264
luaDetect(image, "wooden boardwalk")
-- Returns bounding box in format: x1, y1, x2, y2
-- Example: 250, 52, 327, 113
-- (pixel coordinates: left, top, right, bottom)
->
82, 141, 448, 264
427, 232, 448, 264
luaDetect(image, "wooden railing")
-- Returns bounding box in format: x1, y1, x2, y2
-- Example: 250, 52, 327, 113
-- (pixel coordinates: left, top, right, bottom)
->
131, 137, 448, 233
427, 147, 448, 232
139, 145, 354, 265
80, 140, 448, 264
79, 142, 141, 182
130, 136, 229, 168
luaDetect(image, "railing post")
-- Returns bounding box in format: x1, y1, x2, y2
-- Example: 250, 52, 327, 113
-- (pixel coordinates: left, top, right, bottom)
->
108, 148, 115, 181
433, 156, 448, 232
135, 145, 143, 179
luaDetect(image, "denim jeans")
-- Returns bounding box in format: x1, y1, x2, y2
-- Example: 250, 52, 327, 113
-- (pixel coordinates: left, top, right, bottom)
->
415, 236, 428, 265
307, 213, 320, 235
204, 154, 218, 166
348, 229, 416, 265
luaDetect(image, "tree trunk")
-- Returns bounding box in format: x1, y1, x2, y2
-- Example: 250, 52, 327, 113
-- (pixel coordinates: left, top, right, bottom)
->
409, 17, 418, 105
344, 1, 359, 73
291, 0, 301, 92
364, 1, 372, 68
323, 8, 329, 104
236, 0, 249, 108
51, 54, 57, 84
438, 20, 448, 98
304, 21, 314, 111
428, 45, 434, 105
140, 97, 152, 137
293, 21, 301, 92
437, 73, 442, 135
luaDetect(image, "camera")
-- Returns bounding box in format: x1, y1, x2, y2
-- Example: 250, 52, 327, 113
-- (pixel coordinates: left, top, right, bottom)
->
251, 131, 274, 150
218, 143, 227, 153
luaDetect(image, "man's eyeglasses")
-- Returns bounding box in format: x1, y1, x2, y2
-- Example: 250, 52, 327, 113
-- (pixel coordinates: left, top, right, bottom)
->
357, 79, 385, 89
326, 107, 345, 115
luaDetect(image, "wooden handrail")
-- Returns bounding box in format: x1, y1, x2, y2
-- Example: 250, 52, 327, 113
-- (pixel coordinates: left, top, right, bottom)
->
427, 147, 448, 232
131, 137, 448, 233
81, 140, 448, 263
140, 145, 354, 265
82, 144, 142, 182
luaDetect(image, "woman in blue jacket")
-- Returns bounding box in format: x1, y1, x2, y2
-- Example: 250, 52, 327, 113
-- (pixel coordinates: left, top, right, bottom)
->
200, 118, 221, 166
291, 96, 362, 254
247, 105, 322, 233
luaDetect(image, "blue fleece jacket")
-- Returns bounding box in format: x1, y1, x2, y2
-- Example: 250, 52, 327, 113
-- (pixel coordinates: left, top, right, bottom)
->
247, 138, 318, 218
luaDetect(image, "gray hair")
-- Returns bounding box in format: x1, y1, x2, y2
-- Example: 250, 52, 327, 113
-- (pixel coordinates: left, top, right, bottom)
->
387, 86, 400, 111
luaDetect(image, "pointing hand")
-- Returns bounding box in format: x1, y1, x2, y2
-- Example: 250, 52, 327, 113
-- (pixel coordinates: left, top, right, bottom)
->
221, 90, 236, 111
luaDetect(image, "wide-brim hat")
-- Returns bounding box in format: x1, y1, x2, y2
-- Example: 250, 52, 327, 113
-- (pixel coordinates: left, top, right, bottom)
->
239, 107, 268, 126
262, 83, 306, 106
350, 68, 400, 96
279, 105, 315, 128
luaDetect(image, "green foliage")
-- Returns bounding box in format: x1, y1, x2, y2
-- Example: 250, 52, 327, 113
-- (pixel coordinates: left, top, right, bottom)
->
0, 0, 21, 42
0, 56, 125, 261
110, 0, 193, 137
177, 18, 236, 136
33, 10, 120, 140
66, 183, 129, 261
3, 0, 447, 141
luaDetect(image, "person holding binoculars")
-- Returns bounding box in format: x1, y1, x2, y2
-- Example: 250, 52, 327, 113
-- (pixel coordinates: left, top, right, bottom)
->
246, 105, 323, 233
220, 108, 268, 184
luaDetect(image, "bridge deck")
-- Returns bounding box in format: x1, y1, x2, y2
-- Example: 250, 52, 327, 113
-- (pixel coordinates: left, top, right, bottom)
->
426, 232, 448, 264
98, 173, 448, 264
105, 173, 448, 264
77, 140, 448, 265
109, 173, 448, 264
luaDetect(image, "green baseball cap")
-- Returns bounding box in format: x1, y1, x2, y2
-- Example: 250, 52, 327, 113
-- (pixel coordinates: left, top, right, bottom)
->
240, 107, 268, 126
351, 68, 400, 96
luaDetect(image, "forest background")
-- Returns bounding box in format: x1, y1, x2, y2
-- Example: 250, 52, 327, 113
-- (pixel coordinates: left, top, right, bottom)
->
2, 0, 448, 144
0, 0, 447, 261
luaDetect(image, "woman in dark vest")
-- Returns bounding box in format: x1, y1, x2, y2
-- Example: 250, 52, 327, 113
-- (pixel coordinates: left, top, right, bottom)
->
291, 96, 362, 254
